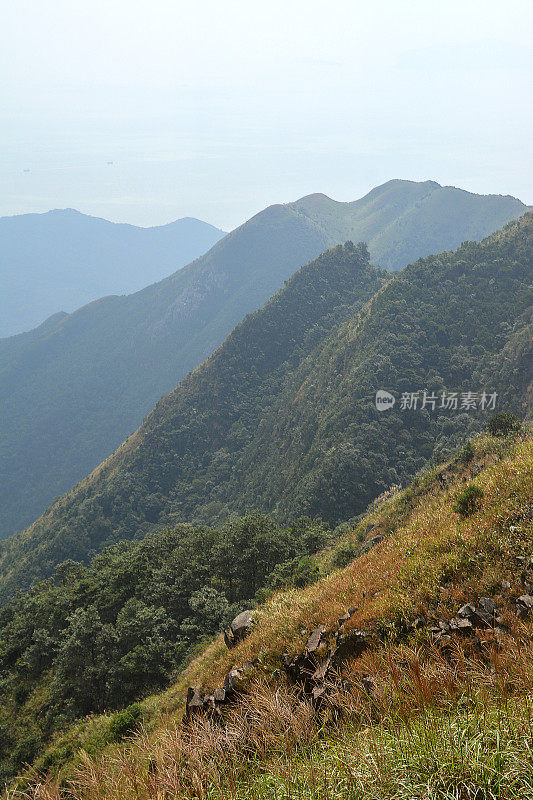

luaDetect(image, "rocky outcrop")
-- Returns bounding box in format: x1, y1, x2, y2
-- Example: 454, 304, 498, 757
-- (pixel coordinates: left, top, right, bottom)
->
184, 578, 533, 723
185, 660, 259, 721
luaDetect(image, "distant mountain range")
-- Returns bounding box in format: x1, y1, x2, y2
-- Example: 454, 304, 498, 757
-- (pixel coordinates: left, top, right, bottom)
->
0, 211, 530, 603
0, 210, 226, 337
0, 179, 529, 540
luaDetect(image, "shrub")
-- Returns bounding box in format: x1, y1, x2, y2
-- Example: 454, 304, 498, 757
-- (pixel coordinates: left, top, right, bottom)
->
108, 703, 143, 742
292, 556, 320, 588
453, 484, 484, 517
488, 412, 522, 437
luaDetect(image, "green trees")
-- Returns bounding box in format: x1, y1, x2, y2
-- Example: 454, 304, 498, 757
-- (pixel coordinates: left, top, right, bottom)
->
488, 413, 523, 437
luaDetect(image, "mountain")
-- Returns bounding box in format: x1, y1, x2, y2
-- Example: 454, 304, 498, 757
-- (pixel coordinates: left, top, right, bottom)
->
0, 180, 529, 540
0, 210, 226, 338
0, 212, 530, 604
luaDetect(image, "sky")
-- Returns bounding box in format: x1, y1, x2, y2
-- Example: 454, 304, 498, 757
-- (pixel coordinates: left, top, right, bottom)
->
1, 0, 532, 231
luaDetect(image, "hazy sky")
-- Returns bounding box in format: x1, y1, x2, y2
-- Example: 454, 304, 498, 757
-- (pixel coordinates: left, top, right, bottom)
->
2, 0, 532, 230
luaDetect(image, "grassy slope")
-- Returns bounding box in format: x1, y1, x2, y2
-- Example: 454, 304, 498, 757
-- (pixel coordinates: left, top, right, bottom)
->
293, 178, 530, 270
11, 430, 533, 798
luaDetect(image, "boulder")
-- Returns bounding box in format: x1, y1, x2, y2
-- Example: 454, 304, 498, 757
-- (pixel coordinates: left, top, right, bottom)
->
185, 686, 204, 717
224, 609, 254, 648
223, 667, 243, 694
516, 595, 533, 619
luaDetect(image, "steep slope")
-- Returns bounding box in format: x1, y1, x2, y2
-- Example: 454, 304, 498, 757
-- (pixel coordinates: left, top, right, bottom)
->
0, 214, 531, 603
0, 203, 331, 538
0, 210, 225, 338
0, 181, 528, 539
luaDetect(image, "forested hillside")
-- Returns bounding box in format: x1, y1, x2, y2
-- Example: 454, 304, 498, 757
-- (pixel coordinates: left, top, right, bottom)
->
0, 180, 528, 539
0, 242, 385, 600
0, 214, 531, 606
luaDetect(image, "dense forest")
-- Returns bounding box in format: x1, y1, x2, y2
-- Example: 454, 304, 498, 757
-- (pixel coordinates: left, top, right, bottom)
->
0, 241, 386, 601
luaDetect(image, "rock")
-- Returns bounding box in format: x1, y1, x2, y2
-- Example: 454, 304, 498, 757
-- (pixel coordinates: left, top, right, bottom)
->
231, 610, 254, 639
224, 609, 254, 648
457, 603, 476, 619
223, 667, 243, 694
449, 617, 473, 635
311, 654, 333, 683
203, 694, 216, 712
516, 595, 533, 619
472, 597, 498, 628
185, 686, 204, 716
305, 626, 326, 654
361, 535, 384, 554
501, 580, 511, 592
214, 687, 226, 703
